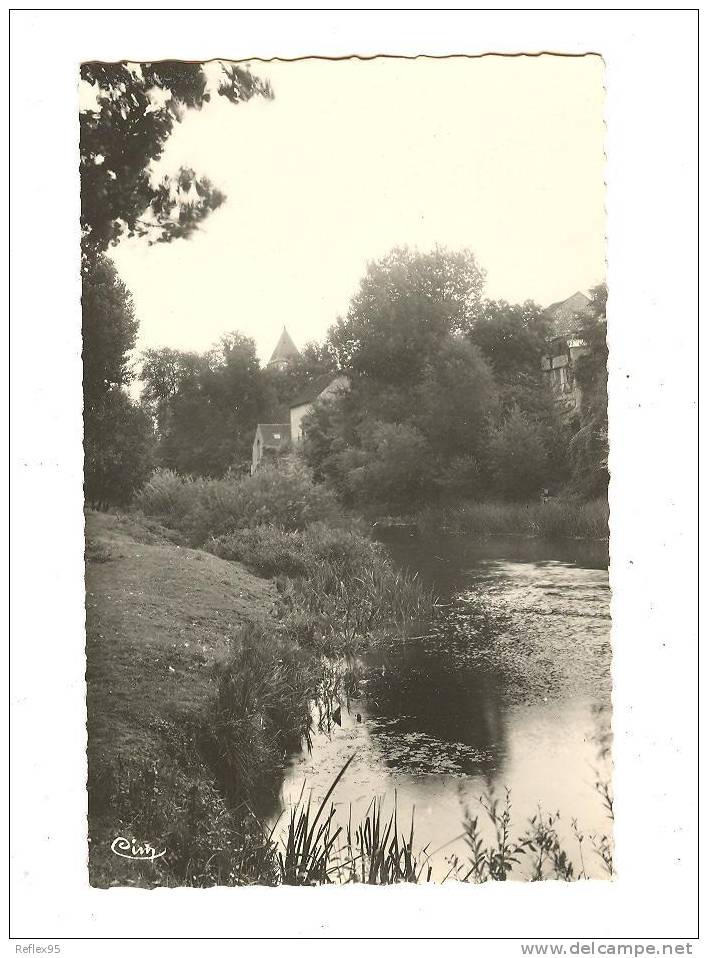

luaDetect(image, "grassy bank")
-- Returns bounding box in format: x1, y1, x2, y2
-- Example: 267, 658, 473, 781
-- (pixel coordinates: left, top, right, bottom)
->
85, 511, 297, 886
413, 497, 609, 540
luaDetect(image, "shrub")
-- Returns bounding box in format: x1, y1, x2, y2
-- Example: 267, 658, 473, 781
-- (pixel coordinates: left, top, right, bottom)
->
347, 421, 437, 514
135, 460, 339, 545
210, 522, 377, 579
88, 753, 279, 887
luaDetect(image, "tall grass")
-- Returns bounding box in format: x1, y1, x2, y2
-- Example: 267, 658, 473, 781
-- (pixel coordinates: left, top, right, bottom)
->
200, 623, 317, 804
210, 522, 434, 655
275, 766, 614, 885
417, 498, 609, 540
87, 754, 280, 887
277, 563, 432, 655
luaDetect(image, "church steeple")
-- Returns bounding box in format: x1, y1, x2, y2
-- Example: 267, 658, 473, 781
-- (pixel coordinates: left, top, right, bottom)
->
267, 327, 300, 371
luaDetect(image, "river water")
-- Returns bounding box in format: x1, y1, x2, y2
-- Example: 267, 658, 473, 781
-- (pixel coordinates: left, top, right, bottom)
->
271, 532, 612, 880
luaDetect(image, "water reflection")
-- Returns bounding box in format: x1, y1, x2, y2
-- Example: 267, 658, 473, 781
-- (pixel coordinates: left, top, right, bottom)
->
271, 533, 612, 880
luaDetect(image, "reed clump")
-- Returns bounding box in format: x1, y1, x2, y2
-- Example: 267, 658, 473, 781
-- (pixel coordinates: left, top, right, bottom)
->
210, 522, 434, 655
200, 622, 317, 804
274, 768, 614, 885
417, 498, 609, 540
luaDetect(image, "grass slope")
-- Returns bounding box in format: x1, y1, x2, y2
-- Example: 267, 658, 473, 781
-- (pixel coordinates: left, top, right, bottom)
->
85, 511, 277, 886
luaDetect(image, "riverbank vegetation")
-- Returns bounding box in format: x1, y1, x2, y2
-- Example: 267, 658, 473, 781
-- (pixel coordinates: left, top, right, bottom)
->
415, 497, 609, 540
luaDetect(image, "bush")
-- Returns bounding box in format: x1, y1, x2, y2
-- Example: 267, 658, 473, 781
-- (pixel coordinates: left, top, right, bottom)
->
135, 459, 339, 545
88, 754, 279, 887
347, 422, 437, 514
210, 522, 377, 579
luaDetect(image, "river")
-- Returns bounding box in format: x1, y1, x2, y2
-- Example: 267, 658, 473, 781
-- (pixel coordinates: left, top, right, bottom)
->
270, 531, 612, 881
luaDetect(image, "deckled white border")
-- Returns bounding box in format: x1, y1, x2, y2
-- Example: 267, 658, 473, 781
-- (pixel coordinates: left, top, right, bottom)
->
9, 9, 698, 948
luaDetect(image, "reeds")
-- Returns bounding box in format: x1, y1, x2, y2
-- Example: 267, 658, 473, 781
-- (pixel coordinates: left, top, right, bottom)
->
278, 561, 433, 655
417, 498, 609, 540
211, 522, 434, 654
274, 767, 614, 885
201, 623, 316, 803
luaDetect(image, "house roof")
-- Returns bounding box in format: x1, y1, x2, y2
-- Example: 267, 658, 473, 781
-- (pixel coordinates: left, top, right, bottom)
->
268, 327, 300, 366
288, 373, 345, 409
256, 423, 291, 446
542, 291, 593, 338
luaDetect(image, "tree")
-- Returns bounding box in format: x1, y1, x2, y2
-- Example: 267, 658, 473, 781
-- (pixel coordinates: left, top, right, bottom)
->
80, 60, 273, 498
488, 407, 549, 501
414, 336, 498, 458
142, 333, 268, 477
139, 347, 208, 439
84, 389, 154, 507
469, 298, 575, 489
80, 61, 272, 256
301, 248, 495, 512
82, 257, 155, 505
328, 246, 486, 385
82, 256, 138, 402
344, 421, 436, 513
468, 299, 552, 414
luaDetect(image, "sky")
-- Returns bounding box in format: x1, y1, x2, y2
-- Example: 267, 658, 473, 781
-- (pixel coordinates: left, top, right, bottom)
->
108, 55, 606, 365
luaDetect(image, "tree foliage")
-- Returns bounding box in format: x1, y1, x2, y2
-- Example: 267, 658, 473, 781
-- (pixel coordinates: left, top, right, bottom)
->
488, 406, 549, 501
84, 389, 154, 507
468, 299, 551, 416
344, 422, 436, 512
300, 248, 499, 511
82, 256, 154, 505
140, 333, 268, 477
329, 246, 485, 384
414, 337, 498, 457
80, 60, 272, 255
82, 256, 138, 402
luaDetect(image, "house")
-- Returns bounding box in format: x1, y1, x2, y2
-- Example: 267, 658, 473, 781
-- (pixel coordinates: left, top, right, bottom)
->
250, 423, 291, 475
250, 329, 349, 473
288, 373, 350, 445
540, 291, 595, 411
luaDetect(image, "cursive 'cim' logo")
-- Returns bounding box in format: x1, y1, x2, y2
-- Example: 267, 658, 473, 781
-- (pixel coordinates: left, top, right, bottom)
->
111, 836, 166, 863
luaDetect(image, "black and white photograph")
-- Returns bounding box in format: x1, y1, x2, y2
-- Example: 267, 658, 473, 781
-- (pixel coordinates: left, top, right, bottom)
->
81, 54, 611, 887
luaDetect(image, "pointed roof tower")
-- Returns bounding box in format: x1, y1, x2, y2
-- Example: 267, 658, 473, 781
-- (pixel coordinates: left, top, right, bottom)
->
268, 327, 300, 370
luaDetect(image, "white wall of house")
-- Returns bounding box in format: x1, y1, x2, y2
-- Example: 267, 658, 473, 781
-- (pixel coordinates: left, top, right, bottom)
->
251, 425, 264, 474
289, 376, 349, 443
289, 402, 312, 444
